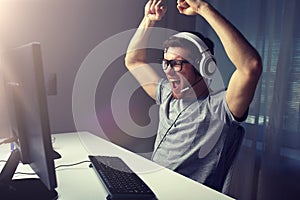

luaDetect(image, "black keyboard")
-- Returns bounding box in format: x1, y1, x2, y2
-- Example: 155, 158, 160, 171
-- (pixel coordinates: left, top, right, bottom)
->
88, 155, 157, 200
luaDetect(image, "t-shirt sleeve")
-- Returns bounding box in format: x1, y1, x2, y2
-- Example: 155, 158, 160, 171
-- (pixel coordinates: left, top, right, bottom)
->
223, 97, 248, 123
210, 90, 248, 124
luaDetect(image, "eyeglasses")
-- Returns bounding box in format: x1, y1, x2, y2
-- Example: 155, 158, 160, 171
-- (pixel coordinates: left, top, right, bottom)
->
162, 59, 190, 72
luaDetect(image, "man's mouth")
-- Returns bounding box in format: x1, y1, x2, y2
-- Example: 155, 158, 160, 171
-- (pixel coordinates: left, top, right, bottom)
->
170, 79, 181, 92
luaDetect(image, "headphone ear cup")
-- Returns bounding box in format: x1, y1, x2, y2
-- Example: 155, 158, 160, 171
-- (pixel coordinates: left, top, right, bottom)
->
199, 52, 216, 78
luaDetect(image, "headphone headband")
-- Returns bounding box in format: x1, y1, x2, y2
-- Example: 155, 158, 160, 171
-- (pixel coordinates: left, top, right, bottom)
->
171, 32, 217, 78
173, 32, 209, 53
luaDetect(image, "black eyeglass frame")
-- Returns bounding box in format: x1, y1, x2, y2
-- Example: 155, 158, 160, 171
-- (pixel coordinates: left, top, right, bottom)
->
162, 59, 190, 72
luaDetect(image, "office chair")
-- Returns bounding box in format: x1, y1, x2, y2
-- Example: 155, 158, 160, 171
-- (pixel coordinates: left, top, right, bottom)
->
212, 124, 245, 194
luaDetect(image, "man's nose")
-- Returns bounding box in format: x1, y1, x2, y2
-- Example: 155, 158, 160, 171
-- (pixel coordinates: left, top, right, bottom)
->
164, 64, 175, 75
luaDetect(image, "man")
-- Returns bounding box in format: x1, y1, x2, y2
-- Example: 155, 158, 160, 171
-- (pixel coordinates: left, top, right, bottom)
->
125, 0, 262, 193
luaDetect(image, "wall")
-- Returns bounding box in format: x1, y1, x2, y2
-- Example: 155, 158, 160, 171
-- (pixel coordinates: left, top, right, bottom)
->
0, 0, 145, 133
0, 0, 195, 153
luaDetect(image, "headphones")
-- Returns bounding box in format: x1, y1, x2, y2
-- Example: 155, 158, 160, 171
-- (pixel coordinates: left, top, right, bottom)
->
172, 32, 217, 78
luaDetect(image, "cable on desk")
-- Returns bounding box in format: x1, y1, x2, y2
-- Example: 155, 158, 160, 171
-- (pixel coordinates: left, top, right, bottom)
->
55, 160, 91, 170
1, 161, 91, 176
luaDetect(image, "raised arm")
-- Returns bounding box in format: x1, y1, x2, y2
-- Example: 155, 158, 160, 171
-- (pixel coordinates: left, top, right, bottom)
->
125, 0, 167, 100
177, 0, 262, 118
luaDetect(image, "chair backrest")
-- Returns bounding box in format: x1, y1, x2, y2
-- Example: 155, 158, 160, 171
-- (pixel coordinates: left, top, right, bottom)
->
213, 124, 245, 193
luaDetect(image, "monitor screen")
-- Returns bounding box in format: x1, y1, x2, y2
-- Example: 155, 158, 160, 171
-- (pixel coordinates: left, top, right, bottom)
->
0, 42, 58, 199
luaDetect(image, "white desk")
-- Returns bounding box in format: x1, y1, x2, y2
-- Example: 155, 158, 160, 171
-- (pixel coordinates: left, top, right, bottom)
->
1, 132, 235, 200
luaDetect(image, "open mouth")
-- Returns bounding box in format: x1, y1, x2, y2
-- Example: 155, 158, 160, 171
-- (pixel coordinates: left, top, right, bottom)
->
170, 79, 181, 92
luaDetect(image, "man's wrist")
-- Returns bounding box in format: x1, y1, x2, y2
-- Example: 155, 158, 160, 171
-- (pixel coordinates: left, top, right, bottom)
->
142, 16, 156, 28
196, 1, 210, 16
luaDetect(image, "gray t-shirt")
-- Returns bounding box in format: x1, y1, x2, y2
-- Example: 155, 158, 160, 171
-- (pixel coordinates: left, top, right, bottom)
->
151, 78, 245, 193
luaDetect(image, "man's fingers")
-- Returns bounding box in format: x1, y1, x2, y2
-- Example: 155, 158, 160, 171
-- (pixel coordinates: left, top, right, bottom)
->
177, 0, 189, 8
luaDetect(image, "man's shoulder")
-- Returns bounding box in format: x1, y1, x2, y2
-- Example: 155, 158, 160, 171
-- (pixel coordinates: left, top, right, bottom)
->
158, 78, 172, 95
204, 89, 228, 115
156, 78, 172, 104
209, 88, 226, 96
208, 88, 226, 101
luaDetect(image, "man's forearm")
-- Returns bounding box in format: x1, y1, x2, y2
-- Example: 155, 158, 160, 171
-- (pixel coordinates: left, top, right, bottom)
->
124, 14, 161, 100
125, 17, 156, 69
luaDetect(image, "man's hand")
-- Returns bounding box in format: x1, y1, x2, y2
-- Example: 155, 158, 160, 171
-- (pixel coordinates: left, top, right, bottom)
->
177, 0, 205, 16
145, 0, 167, 21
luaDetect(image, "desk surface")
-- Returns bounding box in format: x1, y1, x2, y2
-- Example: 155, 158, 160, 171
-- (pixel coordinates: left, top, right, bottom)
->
1, 132, 235, 200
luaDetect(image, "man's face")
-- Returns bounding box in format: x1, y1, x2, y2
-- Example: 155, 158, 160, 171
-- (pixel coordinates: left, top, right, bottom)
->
164, 46, 199, 99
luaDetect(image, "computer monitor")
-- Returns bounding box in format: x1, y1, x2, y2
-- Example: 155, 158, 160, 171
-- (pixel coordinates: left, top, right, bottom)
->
0, 42, 58, 199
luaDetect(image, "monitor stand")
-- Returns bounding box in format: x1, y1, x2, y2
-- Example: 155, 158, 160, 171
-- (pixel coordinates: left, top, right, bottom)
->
0, 150, 58, 200
0, 178, 58, 200
52, 149, 62, 159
